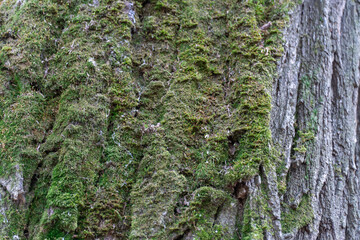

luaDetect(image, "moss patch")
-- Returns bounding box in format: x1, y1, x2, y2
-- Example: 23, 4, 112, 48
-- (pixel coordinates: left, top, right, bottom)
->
281, 195, 314, 233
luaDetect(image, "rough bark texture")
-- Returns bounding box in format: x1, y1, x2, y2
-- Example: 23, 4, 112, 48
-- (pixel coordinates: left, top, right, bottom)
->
0, 0, 359, 239
272, 0, 360, 239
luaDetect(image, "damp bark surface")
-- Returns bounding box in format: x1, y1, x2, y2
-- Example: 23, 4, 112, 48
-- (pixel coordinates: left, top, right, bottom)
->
0, 0, 359, 239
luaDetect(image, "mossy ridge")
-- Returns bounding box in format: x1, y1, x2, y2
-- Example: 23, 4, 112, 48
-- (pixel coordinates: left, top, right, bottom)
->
225, 0, 292, 182
73, 0, 141, 238
281, 194, 313, 234
0, 0, 129, 238
129, 170, 186, 239
224, 0, 295, 238
126, 0, 188, 238
0, 0, 295, 238
0, 0, 61, 236
127, 0, 294, 239
0, 91, 46, 238
170, 187, 235, 240
169, 0, 231, 190
127, 0, 237, 238
34, 0, 138, 238
76, 0, 187, 237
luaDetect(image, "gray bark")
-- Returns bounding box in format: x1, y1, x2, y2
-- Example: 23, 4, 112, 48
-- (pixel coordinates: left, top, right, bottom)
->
271, 0, 360, 239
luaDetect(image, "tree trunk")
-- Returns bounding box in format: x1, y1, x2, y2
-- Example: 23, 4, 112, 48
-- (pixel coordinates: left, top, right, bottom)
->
0, 0, 359, 239
272, 0, 360, 239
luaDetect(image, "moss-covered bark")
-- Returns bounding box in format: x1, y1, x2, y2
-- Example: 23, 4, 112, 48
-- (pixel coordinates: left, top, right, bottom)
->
0, 0, 295, 239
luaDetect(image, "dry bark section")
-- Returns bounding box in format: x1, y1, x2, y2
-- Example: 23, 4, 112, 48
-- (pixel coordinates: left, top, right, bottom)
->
272, 0, 360, 239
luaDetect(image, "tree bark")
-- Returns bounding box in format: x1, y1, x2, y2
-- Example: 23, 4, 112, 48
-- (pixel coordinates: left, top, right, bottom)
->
0, 0, 359, 239
272, 0, 360, 239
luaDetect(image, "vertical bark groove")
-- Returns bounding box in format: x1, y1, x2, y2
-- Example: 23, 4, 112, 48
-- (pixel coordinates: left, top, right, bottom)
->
272, 0, 360, 239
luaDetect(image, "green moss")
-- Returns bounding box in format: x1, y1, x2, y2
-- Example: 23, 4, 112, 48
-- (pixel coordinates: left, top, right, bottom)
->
1, 46, 12, 52
130, 170, 186, 239
281, 195, 314, 233
294, 145, 307, 154
241, 202, 265, 240
223, 0, 292, 184
0, 0, 294, 238
171, 187, 233, 239
239, 181, 279, 240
